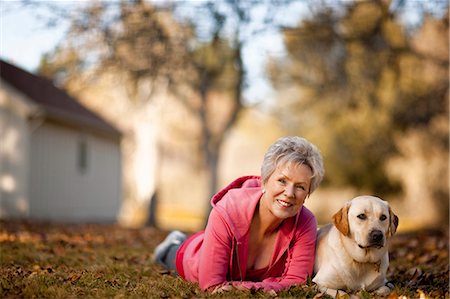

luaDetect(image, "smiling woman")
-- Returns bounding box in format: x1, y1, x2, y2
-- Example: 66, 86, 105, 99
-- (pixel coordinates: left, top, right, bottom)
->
152, 136, 325, 294
260, 162, 312, 221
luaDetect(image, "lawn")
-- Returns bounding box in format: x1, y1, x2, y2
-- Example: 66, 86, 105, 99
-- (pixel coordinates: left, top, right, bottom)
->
0, 220, 448, 298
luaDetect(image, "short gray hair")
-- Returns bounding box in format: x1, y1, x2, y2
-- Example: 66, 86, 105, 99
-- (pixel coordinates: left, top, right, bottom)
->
261, 136, 324, 193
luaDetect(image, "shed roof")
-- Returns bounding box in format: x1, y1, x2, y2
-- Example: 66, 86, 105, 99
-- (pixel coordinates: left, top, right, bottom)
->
0, 59, 121, 141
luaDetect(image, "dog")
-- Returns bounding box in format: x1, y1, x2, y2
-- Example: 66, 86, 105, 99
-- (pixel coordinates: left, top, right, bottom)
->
313, 195, 399, 297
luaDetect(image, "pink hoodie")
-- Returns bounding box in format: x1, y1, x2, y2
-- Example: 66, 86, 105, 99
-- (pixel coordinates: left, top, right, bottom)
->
175, 176, 317, 292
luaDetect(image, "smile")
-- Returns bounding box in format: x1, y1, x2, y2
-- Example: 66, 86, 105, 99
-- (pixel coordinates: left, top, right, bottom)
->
277, 199, 293, 208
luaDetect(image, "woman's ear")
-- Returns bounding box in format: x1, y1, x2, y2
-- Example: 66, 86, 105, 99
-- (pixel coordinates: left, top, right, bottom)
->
332, 202, 351, 236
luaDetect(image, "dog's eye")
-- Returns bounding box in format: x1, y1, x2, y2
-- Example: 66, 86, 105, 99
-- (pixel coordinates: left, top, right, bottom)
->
357, 214, 366, 220
380, 215, 387, 221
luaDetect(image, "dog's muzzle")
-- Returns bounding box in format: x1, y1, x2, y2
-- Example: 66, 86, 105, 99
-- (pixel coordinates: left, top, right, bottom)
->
358, 230, 385, 249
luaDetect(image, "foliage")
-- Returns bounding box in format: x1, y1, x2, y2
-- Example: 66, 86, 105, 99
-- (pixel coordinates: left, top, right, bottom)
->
1, 220, 448, 298
269, 0, 449, 198
37, 0, 301, 223
39, 1, 190, 98
16, 0, 449, 226
37, 1, 246, 224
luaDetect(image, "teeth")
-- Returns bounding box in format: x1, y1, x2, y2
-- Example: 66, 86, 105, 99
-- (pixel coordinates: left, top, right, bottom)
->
277, 200, 292, 207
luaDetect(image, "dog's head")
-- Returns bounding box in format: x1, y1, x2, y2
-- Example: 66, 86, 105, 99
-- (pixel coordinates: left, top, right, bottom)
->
332, 196, 399, 250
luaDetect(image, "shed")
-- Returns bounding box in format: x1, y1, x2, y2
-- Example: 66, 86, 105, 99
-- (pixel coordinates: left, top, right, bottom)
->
0, 59, 122, 222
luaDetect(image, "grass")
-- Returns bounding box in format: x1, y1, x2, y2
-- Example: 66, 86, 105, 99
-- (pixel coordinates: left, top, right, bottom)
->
0, 220, 448, 298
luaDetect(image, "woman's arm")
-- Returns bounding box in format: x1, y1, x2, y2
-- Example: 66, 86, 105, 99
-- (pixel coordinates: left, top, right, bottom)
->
197, 207, 234, 290
197, 205, 317, 292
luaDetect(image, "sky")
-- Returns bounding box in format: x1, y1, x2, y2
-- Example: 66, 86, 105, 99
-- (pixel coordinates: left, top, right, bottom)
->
0, 1, 72, 72
1, 0, 446, 103
0, 0, 311, 104
0, 1, 270, 103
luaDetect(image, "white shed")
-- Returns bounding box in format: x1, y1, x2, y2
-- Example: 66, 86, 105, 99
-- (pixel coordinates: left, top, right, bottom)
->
0, 59, 122, 222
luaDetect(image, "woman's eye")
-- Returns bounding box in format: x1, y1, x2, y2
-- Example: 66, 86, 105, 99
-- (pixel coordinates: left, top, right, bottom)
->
380, 215, 387, 221
357, 214, 366, 220
296, 185, 305, 190
278, 178, 286, 183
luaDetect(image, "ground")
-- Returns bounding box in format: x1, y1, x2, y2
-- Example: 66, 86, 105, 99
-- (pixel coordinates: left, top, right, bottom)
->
0, 220, 448, 298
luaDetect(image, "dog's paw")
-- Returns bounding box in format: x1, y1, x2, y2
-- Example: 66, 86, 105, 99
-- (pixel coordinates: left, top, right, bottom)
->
374, 285, 391, 296
323, 288, 348, 298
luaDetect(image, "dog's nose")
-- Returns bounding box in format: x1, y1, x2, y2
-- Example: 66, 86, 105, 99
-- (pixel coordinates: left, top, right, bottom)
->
370, 230, 384, 244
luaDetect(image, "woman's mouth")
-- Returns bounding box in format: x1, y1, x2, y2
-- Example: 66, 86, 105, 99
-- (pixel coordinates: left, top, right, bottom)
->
277, 199, 293, 208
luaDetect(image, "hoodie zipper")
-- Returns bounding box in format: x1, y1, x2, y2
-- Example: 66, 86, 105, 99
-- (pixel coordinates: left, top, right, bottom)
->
234, 238, 244, 281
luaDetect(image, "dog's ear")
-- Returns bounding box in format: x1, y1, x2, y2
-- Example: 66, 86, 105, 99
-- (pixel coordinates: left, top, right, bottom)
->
332, 203, 350, 236
388, 207, 399, 237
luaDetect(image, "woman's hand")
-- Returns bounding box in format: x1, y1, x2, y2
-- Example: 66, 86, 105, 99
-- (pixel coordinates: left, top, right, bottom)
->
266, 289, 277, 297
211, 282, 277, 297
211, 283, 234, 294
211, 282, 253, 294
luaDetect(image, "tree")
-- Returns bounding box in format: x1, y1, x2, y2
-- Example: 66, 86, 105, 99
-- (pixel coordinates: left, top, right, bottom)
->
36, 0, 296, 225
37, 1, 199, 227
151, 0, 297, 221
269, 0, 448, 224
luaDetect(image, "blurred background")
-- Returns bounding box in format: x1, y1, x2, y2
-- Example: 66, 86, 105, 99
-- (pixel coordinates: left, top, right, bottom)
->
1, 0, 448, 232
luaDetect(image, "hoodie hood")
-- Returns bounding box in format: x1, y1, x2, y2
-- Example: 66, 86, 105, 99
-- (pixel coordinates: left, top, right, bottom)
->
211, 175, 262, 240
211, 175, 262, 206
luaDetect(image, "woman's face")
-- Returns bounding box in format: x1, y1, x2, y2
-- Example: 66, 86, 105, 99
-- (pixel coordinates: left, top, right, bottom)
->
261, 161, 313, 220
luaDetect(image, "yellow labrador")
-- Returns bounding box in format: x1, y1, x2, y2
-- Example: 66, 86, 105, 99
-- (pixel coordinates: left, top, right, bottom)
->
313, 196, 399, 297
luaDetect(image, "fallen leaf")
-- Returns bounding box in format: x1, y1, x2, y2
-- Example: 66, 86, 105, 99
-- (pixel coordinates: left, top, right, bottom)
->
417, 289, 426, 299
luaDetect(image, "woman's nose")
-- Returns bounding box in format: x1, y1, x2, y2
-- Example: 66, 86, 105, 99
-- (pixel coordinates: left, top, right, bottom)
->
284, 185, 295, 198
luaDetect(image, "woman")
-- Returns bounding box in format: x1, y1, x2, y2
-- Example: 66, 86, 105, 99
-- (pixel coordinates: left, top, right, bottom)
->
153, 136, 324, 293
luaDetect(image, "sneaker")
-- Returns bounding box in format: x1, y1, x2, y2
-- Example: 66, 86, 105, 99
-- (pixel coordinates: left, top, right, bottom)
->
152, 230, 186, 266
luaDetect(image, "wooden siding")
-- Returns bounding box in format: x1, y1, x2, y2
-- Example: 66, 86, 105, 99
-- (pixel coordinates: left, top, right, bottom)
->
0, 81, 37, 218
29, 123, 122, 222
0, 106, 31, 217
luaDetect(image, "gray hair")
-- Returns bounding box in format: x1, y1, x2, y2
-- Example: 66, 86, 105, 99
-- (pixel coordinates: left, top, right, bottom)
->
261, 136, 324, 194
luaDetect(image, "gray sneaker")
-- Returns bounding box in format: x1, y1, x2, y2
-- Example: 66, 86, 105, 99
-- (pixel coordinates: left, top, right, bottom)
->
152, 230, 186, 266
